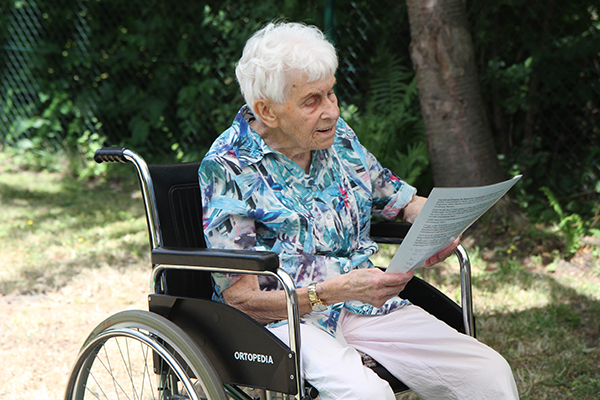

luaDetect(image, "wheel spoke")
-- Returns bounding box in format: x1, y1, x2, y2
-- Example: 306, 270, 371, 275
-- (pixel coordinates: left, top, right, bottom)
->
102, 341, 121, 400
115, 336, 140, 400
86, 366, 110, 400
65, 311, 226, 400
138, 339, 152, 400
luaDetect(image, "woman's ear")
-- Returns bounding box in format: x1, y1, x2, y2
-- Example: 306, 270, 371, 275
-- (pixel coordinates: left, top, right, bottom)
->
253, 99, 279, 128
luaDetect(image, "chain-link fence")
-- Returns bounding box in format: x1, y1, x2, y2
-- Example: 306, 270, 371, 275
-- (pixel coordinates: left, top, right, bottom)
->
0, 1, 395, 155
2, 0, 287, 159
1, 0, 599, 214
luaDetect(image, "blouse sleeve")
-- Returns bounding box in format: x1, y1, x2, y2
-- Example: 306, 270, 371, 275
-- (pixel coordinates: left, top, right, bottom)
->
368, 150, 417, 220
340, 120, 417, 220
199, 157, 267, 296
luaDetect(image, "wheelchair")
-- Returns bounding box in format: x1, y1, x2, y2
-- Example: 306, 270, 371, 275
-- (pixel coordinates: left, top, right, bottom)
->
64, 147, 476, 400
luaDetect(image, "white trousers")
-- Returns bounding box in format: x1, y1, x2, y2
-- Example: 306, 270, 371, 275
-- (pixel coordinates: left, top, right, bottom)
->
269, 305, 519, 400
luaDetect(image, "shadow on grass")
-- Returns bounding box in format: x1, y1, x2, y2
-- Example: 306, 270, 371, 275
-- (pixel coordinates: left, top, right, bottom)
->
421, 251, 600, 399
471, 267, 600, 399
0, 169, 152, 295
0, 169, 140, 227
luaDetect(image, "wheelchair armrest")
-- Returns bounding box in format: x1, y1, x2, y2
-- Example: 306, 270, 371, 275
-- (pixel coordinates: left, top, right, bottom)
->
151, 245, 305, 395
370, 221, 411, 244
151, 247, 280, 273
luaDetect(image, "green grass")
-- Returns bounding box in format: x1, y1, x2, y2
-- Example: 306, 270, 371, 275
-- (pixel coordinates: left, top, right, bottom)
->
377, 230, 599, 400
0, 154, 149, 295
1, 154, 599, 399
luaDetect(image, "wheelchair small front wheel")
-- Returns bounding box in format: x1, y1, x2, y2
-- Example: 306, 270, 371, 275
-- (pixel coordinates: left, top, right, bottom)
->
65, 310, 227, 400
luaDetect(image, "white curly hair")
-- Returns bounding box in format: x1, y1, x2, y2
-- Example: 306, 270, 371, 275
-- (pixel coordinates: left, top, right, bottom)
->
235, 21, 338, 114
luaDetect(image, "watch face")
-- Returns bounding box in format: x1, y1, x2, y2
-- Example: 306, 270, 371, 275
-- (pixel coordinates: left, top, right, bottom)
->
312, 302, 327, 312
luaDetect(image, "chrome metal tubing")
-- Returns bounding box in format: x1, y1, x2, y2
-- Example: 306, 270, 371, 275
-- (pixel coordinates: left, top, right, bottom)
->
277, 268, 305, 399
455, 245, 475, 337
122, 149, 162, 249
152, 264, 305, 400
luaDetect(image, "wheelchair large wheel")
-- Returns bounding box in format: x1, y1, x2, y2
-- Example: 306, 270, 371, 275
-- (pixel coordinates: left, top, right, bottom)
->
65, 310, 227, 400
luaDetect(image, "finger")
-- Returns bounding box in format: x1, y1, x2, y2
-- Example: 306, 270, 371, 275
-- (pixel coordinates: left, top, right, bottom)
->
424, 237, 461, 267
383, 271, 414, 286
368, 272, 409, 291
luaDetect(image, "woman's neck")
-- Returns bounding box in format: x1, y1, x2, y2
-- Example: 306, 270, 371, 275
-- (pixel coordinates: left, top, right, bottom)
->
250, 119, 313, 174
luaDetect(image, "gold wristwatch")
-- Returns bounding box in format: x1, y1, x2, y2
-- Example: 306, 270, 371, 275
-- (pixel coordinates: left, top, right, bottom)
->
307, 283, 327, 312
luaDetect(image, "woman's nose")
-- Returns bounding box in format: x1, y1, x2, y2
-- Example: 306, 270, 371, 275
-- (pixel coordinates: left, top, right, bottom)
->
323, 95, 340, 120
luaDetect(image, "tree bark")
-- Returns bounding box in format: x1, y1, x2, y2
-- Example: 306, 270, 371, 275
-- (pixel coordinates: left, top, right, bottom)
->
406, 0, 505, 187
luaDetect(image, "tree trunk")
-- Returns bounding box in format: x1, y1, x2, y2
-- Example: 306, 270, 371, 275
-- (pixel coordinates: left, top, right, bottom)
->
405, 0, 505, 187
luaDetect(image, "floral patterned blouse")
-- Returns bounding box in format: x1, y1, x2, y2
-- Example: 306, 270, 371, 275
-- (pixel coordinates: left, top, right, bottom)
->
199, 106, 416, 335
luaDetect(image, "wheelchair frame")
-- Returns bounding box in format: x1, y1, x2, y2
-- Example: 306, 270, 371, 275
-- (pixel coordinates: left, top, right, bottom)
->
65, 147, 475, 400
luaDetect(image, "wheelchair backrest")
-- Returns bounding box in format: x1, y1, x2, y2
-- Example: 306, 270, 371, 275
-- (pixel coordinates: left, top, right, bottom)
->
147, 162, 214, 299
142, 160, 300, 394
148, 162, 205, 248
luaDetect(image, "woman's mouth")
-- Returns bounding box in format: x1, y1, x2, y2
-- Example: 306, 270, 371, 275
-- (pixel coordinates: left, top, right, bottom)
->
316, 126, 334, 134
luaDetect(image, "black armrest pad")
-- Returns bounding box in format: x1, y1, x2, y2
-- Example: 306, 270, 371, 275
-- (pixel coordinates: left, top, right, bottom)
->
370, 221, 411, 244
151, 247, 280, 273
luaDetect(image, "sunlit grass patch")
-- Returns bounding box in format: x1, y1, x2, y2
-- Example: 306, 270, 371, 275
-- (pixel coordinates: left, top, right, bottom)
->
0, 166, 148, 295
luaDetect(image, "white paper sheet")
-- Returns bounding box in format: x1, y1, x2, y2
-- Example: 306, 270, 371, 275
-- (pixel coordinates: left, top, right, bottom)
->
386, 175, 522, 273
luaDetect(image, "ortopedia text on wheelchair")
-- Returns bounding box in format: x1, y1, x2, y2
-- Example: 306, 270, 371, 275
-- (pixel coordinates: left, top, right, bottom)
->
66, 22, 520, 400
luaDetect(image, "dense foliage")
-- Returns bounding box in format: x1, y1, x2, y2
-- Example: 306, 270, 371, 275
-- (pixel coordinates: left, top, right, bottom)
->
1, 1, 320, 172
1, 0, 598, 229
468, 1, 600, 221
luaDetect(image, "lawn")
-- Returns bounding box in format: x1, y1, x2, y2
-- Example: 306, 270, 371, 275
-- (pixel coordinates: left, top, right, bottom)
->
1, 153, 599, 399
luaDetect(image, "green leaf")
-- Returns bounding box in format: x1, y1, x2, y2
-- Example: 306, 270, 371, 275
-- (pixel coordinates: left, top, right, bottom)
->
129, 116, 150, 144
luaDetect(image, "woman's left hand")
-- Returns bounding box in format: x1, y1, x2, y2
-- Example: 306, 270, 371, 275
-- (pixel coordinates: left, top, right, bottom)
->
423, 236, 461, 268
402, 194, 461, 268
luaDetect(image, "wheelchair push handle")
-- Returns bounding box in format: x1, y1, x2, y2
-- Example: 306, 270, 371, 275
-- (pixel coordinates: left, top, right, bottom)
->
94, 147, 128, 164
93, 147, 161, 250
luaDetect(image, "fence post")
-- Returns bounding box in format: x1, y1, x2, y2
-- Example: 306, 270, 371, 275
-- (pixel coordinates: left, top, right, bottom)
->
323, 0, 336, 44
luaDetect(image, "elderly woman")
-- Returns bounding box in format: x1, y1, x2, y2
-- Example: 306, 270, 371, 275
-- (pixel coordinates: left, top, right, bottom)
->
199, 22, 518, 400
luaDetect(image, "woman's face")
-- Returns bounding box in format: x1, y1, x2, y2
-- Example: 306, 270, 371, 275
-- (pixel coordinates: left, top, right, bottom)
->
263, 74, 340, 160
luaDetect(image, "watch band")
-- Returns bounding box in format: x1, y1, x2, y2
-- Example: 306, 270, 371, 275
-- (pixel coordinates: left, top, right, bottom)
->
307, 282, 327, 312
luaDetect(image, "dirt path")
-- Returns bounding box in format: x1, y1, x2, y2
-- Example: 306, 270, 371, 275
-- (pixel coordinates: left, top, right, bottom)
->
1, 263, 148, 399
